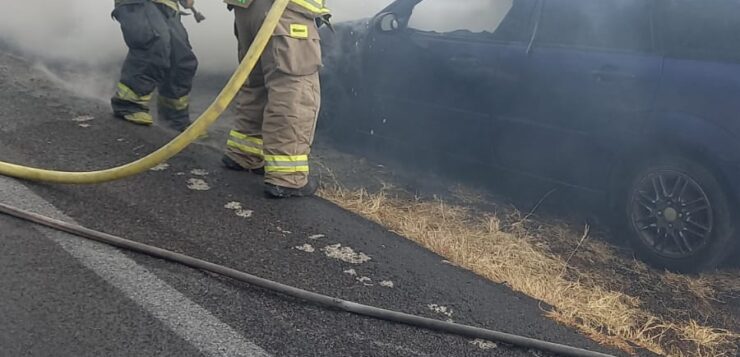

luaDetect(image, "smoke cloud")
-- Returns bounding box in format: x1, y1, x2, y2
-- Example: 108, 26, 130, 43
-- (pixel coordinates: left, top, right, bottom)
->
0, 1, 518, 72
0, 1, 392, 72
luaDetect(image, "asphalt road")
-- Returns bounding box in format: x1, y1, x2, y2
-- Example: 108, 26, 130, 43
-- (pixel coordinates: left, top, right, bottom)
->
0, 51, 623, 357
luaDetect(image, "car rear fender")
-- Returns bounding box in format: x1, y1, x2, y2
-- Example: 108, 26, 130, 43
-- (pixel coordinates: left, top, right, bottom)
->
609, 111, 740, 206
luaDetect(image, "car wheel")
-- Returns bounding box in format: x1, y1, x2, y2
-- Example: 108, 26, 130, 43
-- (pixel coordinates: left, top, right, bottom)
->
623, 156, 737, 272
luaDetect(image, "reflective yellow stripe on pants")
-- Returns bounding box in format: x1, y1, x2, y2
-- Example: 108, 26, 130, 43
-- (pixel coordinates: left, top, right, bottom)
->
115, 82, 152, 108
264, 154, 309, 173
158, 95, 190, 111
227, 130, 263, 157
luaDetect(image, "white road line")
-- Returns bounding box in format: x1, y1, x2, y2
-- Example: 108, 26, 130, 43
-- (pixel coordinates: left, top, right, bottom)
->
0, 177, 271, 357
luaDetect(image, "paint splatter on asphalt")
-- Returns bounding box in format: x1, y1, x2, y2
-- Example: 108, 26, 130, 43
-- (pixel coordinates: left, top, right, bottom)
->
187, 178, 210, 191
294, 244, 315, 253
322, 244, 371, 264
150, 163, 170, 171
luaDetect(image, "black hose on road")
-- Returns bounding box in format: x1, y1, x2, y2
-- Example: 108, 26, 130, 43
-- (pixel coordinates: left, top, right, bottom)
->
0, 202, 615, 357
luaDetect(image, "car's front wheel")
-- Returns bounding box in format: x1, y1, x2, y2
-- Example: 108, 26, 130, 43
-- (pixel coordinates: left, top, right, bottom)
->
623, 156, 737, 272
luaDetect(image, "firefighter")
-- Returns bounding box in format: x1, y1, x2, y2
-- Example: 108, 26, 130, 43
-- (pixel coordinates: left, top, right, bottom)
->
221, 0, 329, 198
111, 0, 199, 132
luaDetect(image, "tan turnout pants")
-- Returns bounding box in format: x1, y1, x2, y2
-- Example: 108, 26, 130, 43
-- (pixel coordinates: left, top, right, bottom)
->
225, 0, 322, 189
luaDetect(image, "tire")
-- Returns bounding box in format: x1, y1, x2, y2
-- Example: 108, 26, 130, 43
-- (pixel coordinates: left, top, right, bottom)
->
621, 156, 738, 273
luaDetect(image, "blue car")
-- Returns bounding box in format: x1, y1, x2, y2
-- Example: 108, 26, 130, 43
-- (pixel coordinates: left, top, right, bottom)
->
319, 0, 740, 272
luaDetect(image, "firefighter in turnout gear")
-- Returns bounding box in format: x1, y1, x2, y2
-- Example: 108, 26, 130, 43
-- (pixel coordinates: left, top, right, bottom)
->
222, 0, 329, 198
111, 0, 199, 132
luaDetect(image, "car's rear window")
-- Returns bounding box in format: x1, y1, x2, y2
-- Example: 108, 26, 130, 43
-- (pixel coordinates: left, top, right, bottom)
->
658, 0, 740, 63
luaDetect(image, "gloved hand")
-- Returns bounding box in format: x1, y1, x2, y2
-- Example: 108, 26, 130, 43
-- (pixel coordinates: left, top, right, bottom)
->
316, 14, 333, 32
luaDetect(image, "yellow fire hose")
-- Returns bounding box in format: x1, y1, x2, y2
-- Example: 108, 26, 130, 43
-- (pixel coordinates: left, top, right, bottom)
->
0, 0, 290, 185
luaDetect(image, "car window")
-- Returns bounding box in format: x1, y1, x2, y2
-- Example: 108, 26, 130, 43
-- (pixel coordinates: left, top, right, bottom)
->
537, 0, 653, 52
491, 0, 539, 42
658, 0, 740, 62
408, 0, 535, 42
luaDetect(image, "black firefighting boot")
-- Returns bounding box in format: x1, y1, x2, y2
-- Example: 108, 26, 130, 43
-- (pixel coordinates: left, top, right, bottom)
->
222, 155, 265, 176
158, 96, 192, 132
264, 177, 319, 199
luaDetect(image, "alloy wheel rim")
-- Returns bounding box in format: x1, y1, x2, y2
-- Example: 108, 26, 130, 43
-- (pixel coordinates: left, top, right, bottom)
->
630, 170, 714, 259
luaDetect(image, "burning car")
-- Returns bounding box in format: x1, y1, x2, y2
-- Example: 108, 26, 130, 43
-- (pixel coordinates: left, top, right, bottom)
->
318, 0, 740, 272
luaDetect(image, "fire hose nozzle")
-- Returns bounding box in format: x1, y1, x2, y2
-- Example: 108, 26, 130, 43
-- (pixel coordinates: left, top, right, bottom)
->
190, 8, 206, 23
183, 8, 206, 23
179, 1, 206, 23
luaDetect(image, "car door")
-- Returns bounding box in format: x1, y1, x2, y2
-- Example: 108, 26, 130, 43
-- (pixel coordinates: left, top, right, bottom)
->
493, 0, 661, 190
360, 0, 523, 171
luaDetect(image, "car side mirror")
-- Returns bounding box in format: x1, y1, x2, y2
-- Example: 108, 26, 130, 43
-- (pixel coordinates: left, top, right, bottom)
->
374, 12, 401, 33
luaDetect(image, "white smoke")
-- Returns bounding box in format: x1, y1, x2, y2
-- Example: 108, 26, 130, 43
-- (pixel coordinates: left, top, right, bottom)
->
0, 0, 392, 71
0, 1, 518, 72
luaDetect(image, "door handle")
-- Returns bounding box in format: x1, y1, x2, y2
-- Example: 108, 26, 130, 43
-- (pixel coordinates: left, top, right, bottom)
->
449, 56, 481, 66
591, 69, 637, 82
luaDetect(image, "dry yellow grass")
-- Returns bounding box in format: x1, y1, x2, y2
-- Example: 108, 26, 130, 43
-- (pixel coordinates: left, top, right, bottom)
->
319, 185, 740, 357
